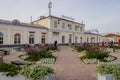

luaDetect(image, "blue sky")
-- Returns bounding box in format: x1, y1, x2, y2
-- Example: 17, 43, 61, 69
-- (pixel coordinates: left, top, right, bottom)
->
0, 0, 120, 33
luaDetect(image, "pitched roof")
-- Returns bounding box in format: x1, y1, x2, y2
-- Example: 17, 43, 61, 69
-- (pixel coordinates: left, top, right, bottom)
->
105, 33, 120, 37
32, 15, 85, 25
0, 19, 48, 29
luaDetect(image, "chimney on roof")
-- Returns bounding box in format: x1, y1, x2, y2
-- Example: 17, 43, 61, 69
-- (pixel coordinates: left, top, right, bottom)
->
81, 21, 83, 24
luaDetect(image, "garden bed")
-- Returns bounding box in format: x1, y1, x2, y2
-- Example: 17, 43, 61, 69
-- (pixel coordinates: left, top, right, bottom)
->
0, 63, 54, 80
83, 59, 98, 64
19, 48, 57, 63
97, 64, 120, 80
40, 58, 56, 64
79, 46, 117, 64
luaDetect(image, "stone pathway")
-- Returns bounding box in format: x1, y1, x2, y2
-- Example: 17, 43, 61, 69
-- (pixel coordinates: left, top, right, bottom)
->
3, 52, 24, 63
52, 46, 97, 80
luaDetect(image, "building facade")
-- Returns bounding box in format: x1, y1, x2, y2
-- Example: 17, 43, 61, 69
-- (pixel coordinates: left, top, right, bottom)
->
32, 16, 103, 44
104, 33, 120, 43
0, 19, 48, 47
0, 16, 104, 47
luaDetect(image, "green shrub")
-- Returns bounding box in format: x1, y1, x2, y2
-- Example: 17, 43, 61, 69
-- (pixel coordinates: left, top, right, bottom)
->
50, 46, 58, 50
80, 48, 110, 63
97, 64, 120, 80
0, 63, 21, 76
20, 65, 54, 80
75, 47, 84, 52
80, 55, 87, 61
25, 49, 56, 62
97, 52, 109, 60
112, 65, 120, 80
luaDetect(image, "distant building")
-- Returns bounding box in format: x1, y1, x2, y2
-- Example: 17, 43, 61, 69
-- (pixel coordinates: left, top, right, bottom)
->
104, 33, 120, 43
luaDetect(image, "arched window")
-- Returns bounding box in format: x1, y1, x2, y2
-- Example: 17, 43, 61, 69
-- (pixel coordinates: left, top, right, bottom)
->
91, 37, 95, 43
62, 36, 65, 43
14, 33, 21, 44
41, 34, 46, 43
0, 32, 3, 44
29, 34, 34, 44
75, 37, 77, 43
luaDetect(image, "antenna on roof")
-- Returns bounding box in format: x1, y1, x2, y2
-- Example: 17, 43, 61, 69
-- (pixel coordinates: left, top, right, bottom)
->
30, 16, 32, 22
81, 21, 83, 24
48, 2, 52, 16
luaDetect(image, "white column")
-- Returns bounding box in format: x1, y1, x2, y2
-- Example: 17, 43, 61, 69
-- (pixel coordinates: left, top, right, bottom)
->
8, 28, 11, 44
66, 33, 69, 44
38, 31, 40, 44
48, 31, 53, 44
24, 30, 27, 44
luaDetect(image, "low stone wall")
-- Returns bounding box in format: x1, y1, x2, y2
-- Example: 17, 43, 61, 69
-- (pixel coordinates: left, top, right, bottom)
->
0, 73, 26, 80
0, 73, 53, 80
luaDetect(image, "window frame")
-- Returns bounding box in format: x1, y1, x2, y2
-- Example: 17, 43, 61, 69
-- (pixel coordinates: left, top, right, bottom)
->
62, 23, 65, 29
54, 21, 57, 28
62, 36, 65, 43
14, 33, 21, 44
0, 32, 3, 44
29, 34, 34, 44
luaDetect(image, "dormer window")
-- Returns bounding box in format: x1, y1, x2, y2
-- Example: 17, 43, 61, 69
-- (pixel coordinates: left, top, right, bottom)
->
54, 21, 57, 28
12, 19, 20, 25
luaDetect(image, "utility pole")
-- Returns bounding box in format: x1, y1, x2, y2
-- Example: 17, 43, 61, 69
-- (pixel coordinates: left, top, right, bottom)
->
48, 2, 52, 16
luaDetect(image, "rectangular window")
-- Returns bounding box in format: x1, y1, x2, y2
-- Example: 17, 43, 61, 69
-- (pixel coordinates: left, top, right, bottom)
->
54, 21, 57, 28
62, 23, 65, 29
75, 26, 79, 31
80, 27, 82, 32
68, 24, 72, 30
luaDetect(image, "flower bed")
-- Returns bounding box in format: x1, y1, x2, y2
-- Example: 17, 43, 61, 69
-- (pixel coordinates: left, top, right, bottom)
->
97, 64, 120, 80
83, 59, 98, 64
40, 58, 56, 64
104, 55, 117, 62
79, 46, 117, 64
20, 65, 54, 80
19, 49, 56, 62
0, 63, 54, 80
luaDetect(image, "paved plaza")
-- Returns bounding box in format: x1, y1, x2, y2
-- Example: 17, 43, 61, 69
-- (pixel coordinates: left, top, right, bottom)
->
52, 46, 97, 80
3, 46, 120, 80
